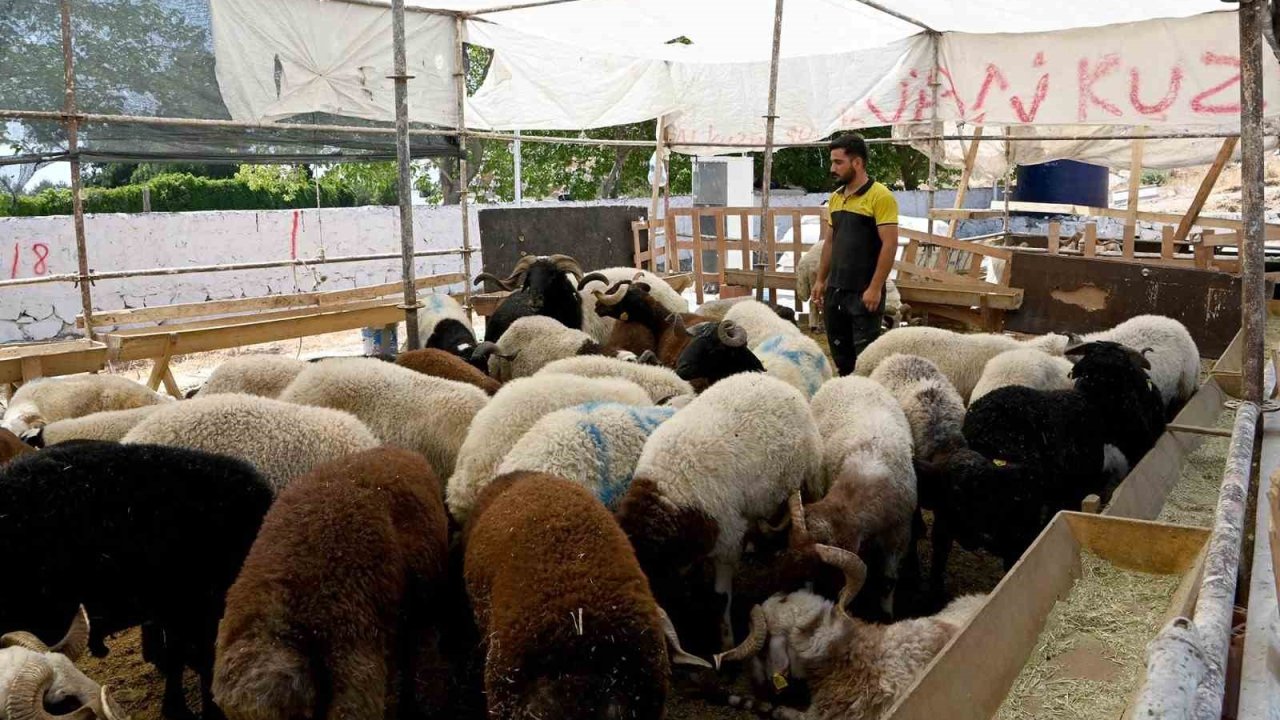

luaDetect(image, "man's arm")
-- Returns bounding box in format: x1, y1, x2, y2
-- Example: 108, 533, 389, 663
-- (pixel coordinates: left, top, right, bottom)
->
862, 224, 898, 311
811, 220, 833, 308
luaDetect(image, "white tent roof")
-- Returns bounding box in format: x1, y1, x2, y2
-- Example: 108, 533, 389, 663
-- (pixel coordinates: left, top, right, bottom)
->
210, 0, 1278, 170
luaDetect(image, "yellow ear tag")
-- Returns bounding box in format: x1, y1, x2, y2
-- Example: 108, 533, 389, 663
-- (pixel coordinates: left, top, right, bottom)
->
620, 312, 629, 322
772, 672, 789, 691
993, 459, 1008, 467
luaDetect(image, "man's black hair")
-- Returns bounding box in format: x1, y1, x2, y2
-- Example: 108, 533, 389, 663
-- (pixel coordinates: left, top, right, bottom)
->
829, 133, 868, 163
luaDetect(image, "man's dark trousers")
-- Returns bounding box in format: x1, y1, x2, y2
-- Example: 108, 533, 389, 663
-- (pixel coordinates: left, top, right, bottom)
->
823, 285, 884, 376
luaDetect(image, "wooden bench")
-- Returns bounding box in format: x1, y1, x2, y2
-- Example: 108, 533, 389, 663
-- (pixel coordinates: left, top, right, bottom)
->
78, 274, 464, 397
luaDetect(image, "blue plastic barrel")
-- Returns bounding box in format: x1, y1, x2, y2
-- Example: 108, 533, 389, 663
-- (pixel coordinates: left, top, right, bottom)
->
1013, 160, 1110, 209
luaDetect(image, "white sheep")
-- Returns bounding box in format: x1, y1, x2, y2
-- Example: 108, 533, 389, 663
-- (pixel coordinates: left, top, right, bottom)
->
969, 347, 1075, 404
578, 268, 690, 345
725, 300, 833, 399
617, 372, 822, 646
2, 374, 174, 436
123, 394, 379, 492
716, 589, 985, 720
536, 355, 693, 403
496, 401, 677, 510
868, 354, 966, 464
36, 405, 166, 445
1037, 314, 1200, 412
194, 356, 309, 399
854, 326, 1067, 403
0, 607, 125, 720
445, 373, 651, 523
801, 376, 917, 615
478, 314, 600, 382
279, 357, 488, 479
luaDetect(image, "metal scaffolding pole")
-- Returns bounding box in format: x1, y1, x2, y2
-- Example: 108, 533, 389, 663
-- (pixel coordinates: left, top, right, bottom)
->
390, 0, 421, 350
759, 0, 784, 278
59, 0, 94, 339
454, 15, 475, 319
1238, 0, 1267, 405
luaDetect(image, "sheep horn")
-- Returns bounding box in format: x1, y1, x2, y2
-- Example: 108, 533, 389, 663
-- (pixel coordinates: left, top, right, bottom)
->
713, 605, 768, 669
577, 272, 609, 291
0, 631, 48, 653
630, 272, 653, 292
548, 254, 584, 280
474, 272, 514, 291
100, 688, 127, 720
501, 255, 541, 287
717, 320, 748, 348
814, 544, 867, 615
594, 281, 632, 307
637, 350, 659, 366
786, 492, 811, 549
471, 342, 499, 366
51, 606, 90, 662
655, 608, 712, 668
6, 660, 55, 720
671, 314, 695, 337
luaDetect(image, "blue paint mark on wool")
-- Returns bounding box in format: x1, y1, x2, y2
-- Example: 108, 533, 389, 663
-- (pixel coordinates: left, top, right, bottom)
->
756, 334, 831, 396
566, 403, 677, 509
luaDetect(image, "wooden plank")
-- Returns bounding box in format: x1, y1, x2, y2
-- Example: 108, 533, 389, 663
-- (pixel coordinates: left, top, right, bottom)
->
791, 211, 804, 294
146, 338, 176, 392
739, 214, 751, 275
1123, 137, 1145, 254
723, 269, 796, 291
631, 220, 646, 270
899, 228, 1014, 260
691, 210, 706, 306
470, 291, 511, 318
1210, 326, 1245, 398
1161, 225, 1176, 261
19, 356, 43, 383
893, 260, 997, 289
1047, 222, 1061, 255
930, 208, 1007, 221
765, 211, 777, 305
895, 280, 1024, 311
665, 210, 677, 275
106, 303, 408, 362
903, 238, 920, 265
1082, 223, 1098, 258
946, 128, 984, 240
1173, 137, 1238, 245
161, 369, 181, 399
104, 298, 394, 338
82, 274, 465, 329
1105, 378, 1227, 520
1165, 422, 1234, 438
715, 213, 728, 286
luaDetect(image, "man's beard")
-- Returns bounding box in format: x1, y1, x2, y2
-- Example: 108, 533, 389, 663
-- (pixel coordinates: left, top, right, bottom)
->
831, 170, 855, 188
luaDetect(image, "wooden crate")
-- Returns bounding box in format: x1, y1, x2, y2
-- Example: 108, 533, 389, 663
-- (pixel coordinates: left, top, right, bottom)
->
885, 513, 1208, 720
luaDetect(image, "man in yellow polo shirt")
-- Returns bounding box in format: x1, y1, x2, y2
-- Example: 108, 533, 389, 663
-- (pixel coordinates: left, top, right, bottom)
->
810, 134, 899, 376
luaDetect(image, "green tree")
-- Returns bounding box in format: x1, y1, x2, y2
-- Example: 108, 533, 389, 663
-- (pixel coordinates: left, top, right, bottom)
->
234, 165, 313, 203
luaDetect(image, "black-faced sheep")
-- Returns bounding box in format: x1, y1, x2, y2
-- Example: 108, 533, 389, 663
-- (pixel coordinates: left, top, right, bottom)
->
854, 327, 1068, 403
122, 394, 379, 492
790, 376, 917, 618
0, 441, 273, 719
536, 355, 693, 403
463, 471, 707, 720
473, 315, 604, 382
27, 406, 164, 447
405, 293, 480, 365
0, 607, 128, 720
189, 356, 309, 399
496, 401, 677, 510
476, 254, 585, 341
616, 372, 822, 647
2, 375, 174, 436
279, 358, 488, 480
396, 348, 502, 395
674, 319, 764, 391
445, 373, 651, 524
213, 447, 449, 720
715, 587, 985, 720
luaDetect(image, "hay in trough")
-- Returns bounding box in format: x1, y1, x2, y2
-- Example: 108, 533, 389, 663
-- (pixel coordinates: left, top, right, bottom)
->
995, 551, 1180, 720
1157, 406, 1234, 528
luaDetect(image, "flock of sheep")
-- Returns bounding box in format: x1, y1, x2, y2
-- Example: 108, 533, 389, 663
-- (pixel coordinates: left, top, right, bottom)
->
0, 253, 1200, 720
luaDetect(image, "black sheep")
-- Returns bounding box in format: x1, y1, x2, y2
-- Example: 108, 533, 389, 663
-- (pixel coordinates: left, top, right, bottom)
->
674, 319, 764, 390
0, 440, 273, 720
474, 254, 585, 342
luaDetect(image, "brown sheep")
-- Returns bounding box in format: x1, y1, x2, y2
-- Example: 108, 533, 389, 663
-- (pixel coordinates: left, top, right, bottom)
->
0, 427, 33, 464
213, 447, 450, 720
463, 471, 708, 720
396, 348, 502, 396
593, 280, 711, 368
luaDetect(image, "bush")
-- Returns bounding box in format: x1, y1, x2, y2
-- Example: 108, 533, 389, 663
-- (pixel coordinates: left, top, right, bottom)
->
1140, 169, 1169, 187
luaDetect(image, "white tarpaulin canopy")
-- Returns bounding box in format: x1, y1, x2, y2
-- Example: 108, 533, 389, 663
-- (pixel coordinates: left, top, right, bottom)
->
209, 0, 1280, 170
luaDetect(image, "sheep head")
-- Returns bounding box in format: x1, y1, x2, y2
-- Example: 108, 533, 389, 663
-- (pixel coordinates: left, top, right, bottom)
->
674, 320, 761, 389
592, 280, 662, 325
1, 607, 128, 720
714, 590, 854, 689
785, 493, 869, 615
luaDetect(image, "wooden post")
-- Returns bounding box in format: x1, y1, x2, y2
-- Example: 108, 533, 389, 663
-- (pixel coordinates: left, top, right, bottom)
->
739, 214, 750, 278
759, 0, 784, 305
1047, 222, 1060, 255
453, 15, 475, 326
649, 116, 667, 272
59, 0, 95, 340
665, 209, 678, 275
1123, 135, 1145, 258
1082, 223, 1097, 258
691, 209, 705, 306
947, 127, 983, 239
1195, 229, 1215, 270
716, 212, 728, 286
1161, 225, 1175, 261
390, 0, 422, 349
1238, 0, 1266, 405
1173, 137, 1239, 245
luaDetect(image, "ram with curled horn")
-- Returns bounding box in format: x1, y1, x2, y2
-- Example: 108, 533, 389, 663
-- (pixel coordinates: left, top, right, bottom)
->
1, 606, 129, 720
673, 318, 764, 390
475, 254, 587, 342
587, 279, 715, 370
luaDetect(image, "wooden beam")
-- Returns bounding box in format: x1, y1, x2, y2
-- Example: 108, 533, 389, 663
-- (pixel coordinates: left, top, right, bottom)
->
1161, 226, 1176, 261
1124, 136, 1145, 255
146, 336, 176, 392
898, 227, 1014, 260
19, 356, 43, 383
691, 210, 705, 306
0, 340, 108, 386
947, 128, 984, 239
1047, 222, 1061, 255
1083, 223, 1098, 258
893, 260, 1000, 289
1173, 137, 1238, 245
995, 200, 1280, 239
715, 213, 728, 286
930, 208, 1007, 221
1165, 423, 1234, 438
895, 280, 1024, 310
723, 269, 795, 291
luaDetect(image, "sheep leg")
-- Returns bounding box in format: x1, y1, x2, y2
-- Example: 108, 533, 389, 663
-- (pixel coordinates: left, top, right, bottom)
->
880, 525, 913, 620
715, 560, 735, 649
158, 633, 197, 720
929, 514, 955, 607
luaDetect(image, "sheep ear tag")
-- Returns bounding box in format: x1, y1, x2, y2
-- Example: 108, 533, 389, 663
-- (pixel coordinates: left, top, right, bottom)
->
992, 459, 1008, 467
772, 671, 789, 691
620, 312, 629, 322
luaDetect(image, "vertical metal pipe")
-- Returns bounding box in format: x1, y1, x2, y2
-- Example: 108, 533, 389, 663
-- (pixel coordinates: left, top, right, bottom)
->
758, 0, 784, 260
513, 129, 522, 203
1238, 0, 1266, 404
927, 32, 941, 236
1003, 127, 1013, 238
391, 0, 420, 349
454, 15, 474, 320
59, 0, 94, 338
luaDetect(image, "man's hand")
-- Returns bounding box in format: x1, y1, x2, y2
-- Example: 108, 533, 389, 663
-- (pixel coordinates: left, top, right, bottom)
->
811, 280, 826, 310
861, 285, 881, 313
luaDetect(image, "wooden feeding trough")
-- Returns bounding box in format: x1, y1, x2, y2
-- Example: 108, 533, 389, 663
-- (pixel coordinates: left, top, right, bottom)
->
884, 512, 1209, 720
